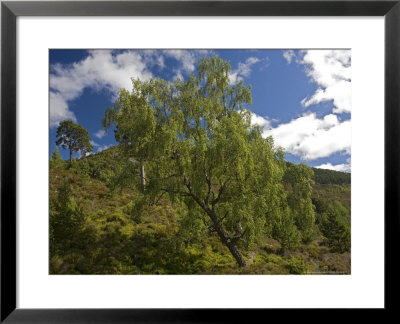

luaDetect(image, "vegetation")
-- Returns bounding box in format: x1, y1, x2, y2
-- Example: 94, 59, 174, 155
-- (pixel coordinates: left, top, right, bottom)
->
50, 57, 351, 274
319, 201, 351, 253
56, 120, 93, 161
312, 167, 351, 185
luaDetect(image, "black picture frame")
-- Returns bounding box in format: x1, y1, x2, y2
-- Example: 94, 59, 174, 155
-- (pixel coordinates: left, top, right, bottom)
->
1, 0, 399, 322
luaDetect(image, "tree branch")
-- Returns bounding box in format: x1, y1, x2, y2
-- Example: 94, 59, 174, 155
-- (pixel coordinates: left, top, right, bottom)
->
160, 188, 191, 197
184, 177, 212, 216
212, 177, 231, 207
154, 191, 166, 205
202, 217, 215, 232
203, 166, 212, 206
216, 211, 229, 226
230, 227, 249, 244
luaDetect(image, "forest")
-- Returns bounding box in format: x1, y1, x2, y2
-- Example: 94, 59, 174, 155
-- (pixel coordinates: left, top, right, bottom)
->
49, 57, 351, 275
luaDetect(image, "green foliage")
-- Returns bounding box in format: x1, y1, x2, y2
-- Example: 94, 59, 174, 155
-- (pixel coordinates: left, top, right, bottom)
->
103, 79, 161, 190
320, 202, 351, 253
84, 146, 136, 189
103, 80, 157, 160
50, 179, 87, 254
49, 55, 351, 274
68, 158, 88, 176
312, 167, 351, 185
284, 163, 316, 243
271, 208, 301, 250
125, 192, 152, 223
49, 148, 352, 274
312, 196, 330, 222
312, 184, 351, 210
56, 120, 93, 161
286, 256, 310, 274
103, 56, 288, 267
50, 147, 64, 168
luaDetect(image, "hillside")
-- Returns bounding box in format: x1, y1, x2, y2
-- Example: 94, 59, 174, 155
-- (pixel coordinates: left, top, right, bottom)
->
50, 146, 351, 275
312, 167, 351, 185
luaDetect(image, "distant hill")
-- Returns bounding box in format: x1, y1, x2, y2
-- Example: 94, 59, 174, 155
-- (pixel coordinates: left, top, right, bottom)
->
311, 167, 351, 185
285, 161, 351, 185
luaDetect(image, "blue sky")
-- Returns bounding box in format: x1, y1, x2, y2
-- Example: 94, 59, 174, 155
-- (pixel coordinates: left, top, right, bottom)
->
49, 49, 351, 172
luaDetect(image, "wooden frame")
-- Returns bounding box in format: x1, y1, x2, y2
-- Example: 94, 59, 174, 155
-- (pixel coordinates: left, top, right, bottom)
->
1, 0, 399, 321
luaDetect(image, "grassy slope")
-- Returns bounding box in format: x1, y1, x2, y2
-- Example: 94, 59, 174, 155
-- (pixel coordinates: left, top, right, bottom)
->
50, 147, 351, 275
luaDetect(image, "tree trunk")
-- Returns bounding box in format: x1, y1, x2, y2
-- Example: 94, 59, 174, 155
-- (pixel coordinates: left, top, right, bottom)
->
69, 149, 72, 162
225, 240, 247, 267
210, 213, 247, 267
140, 160, 146, 190
184, 187, 247, 267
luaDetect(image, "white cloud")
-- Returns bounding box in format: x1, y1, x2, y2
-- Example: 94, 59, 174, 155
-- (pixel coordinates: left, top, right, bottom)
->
49, 49, 263, 128
252, 112, 351, 160
315, 162, 351, 172
258, 50, 351, 164
51, 50, 154, 99
237, 57, 260, 77
94, 129, 106, 139
163, 50, 196, 73
229, 57, 267, 84
139, 49, 165, 70
299, 50, 351, 114
251, 113, 271, 129
162, 49, 213, 80
49, 92, 77, 127
282, 50, 296, 64
172, 69, 184, 82
90, 140, 112, 153
50, 50, 159, 127
301, 79, 351, 114
50, 49, 216, 128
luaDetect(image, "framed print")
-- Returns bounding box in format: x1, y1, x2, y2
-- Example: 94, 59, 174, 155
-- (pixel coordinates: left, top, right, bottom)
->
1, 0, 399, 322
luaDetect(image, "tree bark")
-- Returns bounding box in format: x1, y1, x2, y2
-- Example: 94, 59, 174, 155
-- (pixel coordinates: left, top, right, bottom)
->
209, 211, 247, 267
69, 149, 72, 162
225, 241, 247, 267
140, 160, 146, 190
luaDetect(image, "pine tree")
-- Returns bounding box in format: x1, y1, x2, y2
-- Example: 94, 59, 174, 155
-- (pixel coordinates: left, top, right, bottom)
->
56, 120, 93, 162
50, 180, 86, 255
320, 203, 350, 253
50, 147, 64, 168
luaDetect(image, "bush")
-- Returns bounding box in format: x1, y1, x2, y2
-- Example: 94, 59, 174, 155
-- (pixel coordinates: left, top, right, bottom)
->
50, 147, 65, 169
50, 180, 87, 252
286, 256, 309, 274
320, 203, 350, 253
272, 209, 301, 250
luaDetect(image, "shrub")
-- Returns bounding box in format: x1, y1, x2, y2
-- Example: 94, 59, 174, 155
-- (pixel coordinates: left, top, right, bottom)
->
320, 203, 350, 253
50, 147, 65, 169
286, 256, 309, 274
272, 208, 301, 250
